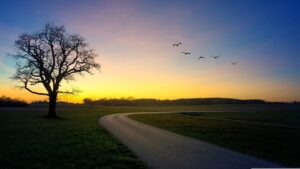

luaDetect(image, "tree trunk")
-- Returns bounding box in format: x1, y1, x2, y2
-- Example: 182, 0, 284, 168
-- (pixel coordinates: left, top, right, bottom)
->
47, 93, 57, 118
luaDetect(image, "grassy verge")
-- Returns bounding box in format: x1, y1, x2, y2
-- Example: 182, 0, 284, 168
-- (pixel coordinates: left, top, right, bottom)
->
0, 106, 152, 169
130, 111, 300, 167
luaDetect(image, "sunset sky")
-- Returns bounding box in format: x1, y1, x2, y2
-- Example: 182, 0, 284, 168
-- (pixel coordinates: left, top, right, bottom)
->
0, 0, 300, 103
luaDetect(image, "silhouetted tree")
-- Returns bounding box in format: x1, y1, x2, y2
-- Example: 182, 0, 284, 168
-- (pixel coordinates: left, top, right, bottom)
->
12, 23, 100, 118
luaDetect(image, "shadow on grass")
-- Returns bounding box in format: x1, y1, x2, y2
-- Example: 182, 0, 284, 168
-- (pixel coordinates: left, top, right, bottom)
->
40, 115, 70, 121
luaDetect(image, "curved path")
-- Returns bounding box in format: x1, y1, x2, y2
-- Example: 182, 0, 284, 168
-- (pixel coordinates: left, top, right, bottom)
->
99, 112, 284, 169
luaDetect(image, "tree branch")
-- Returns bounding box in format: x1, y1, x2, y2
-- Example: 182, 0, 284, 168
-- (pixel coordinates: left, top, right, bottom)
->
58, 88, 81, 95
24, 81, 49, 96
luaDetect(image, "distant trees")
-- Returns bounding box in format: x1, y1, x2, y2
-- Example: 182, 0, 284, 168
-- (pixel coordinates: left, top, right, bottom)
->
0, 96, 27, 107
11, 23, 100, 118
83, 97, 267, 106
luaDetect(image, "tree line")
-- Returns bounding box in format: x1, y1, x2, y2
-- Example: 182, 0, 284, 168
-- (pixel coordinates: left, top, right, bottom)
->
0, 96, 28, 107
83, 97, 269, 106
1, 96, 299, 107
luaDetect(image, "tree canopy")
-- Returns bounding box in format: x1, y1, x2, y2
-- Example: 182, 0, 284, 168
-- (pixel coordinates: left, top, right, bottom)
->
12, 23, 100, 117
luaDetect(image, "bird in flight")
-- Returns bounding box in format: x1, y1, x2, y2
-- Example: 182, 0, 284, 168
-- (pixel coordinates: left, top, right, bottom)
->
182, 52, 191, 55
232, 61, 237, 66
211, 55, 220, 59
172, 42, 182, 47
198, 56, 205, 59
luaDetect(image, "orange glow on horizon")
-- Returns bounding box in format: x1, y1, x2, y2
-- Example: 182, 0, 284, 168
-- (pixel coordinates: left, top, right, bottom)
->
1, 68, 299, 103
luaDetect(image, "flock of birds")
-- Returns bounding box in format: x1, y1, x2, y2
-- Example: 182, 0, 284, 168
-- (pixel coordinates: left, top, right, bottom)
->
172, 42, 238, 66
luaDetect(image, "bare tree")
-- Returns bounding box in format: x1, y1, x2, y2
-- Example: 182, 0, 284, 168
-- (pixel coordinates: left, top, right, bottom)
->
12, 23, 100, 118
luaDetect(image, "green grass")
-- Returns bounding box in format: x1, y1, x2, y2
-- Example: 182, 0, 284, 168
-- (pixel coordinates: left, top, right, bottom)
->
130, 111, 300, 167
0, 105, 232, 169
1, 104, 300, 168
0, 106, 150, 169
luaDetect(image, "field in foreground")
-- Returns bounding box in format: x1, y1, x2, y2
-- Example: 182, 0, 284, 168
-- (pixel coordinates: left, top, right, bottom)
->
0, 106, 152, 169
1, 104, 299, 169
0, 105, 240, 169
130, 111, 300, 167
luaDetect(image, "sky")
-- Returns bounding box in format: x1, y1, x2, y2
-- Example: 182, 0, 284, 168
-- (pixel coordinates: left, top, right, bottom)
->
0, 0, 300, 103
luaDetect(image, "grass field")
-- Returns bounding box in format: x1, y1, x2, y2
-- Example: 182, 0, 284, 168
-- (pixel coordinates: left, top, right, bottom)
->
0, 106, 151, 169
1, 104, 299, 168
131, 110, 300, 167
0, 105, 226, 169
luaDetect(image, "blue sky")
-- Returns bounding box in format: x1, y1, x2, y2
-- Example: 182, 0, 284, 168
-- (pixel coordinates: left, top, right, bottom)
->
0, 0, 300, 102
